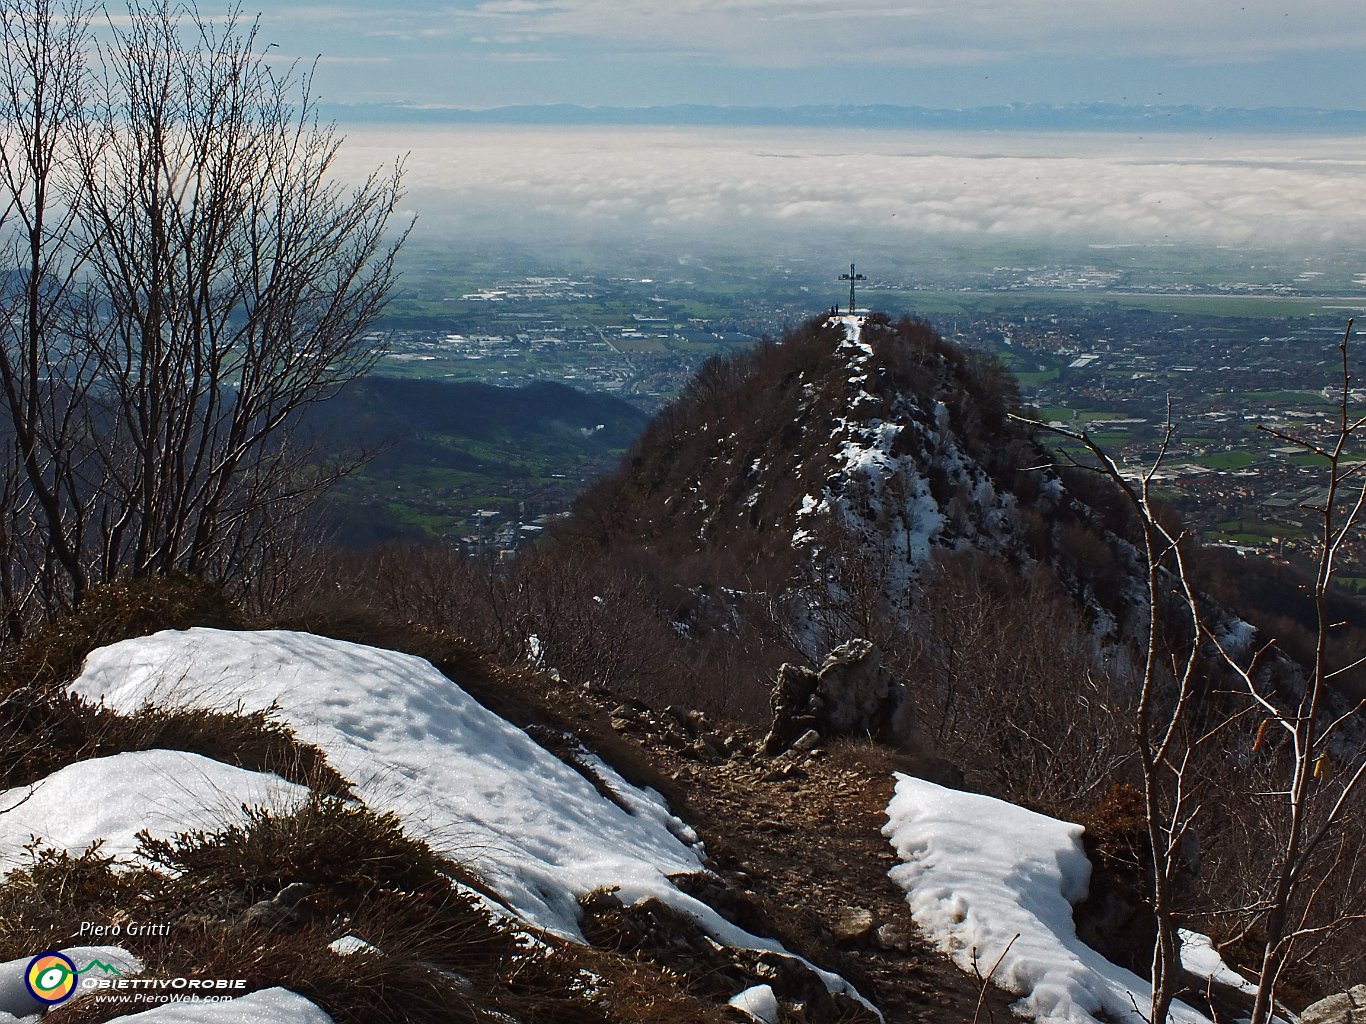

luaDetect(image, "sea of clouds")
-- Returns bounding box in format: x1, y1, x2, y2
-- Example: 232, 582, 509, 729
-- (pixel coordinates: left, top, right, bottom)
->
333, 126, 1366, 254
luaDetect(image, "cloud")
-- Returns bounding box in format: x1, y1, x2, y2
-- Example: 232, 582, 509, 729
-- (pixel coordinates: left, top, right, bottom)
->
306, 54, 395, 64
333, 126, 1366, 252
241, 1, 1366, 109
450, 0, 1366, 67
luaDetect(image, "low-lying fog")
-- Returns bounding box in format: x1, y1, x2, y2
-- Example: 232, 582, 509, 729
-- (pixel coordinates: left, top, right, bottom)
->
335, 126, 1366, 262
330, 125, 1366, 292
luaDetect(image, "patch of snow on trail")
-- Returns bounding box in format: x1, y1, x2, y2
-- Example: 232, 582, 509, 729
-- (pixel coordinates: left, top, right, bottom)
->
883, 774, 1209, 1024
730, 984, 780, 1023
831, 314, 870, 357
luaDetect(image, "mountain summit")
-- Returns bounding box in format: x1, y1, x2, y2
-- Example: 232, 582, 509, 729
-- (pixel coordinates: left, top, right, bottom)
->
565, 313, 1124, 650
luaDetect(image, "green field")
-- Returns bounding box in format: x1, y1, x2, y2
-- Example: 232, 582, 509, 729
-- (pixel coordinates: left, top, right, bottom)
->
882, 288, 1364, 321
1194, 450, 1264, 470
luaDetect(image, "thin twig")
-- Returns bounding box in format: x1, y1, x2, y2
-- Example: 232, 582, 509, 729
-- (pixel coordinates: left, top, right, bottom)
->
972, 933, 1019, 1024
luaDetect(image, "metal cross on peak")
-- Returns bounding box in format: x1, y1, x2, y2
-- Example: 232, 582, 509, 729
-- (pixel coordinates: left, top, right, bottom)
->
839, 263, 867, 315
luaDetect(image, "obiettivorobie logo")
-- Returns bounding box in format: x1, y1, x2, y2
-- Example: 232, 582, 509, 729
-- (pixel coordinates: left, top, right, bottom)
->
24, 952, 84, 1005
25, 953, 124, 1005
24, 950, 246, 1007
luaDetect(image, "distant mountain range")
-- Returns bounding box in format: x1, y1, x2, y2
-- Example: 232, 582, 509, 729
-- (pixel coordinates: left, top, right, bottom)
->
326, 101, 1366, 133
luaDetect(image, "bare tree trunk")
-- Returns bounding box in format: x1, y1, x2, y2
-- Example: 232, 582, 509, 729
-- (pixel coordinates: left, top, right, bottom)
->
0, 0, 103, 629
1012, 405, 1206, 1024
0, 0, 407, 632
1218, 320, 1366, 1024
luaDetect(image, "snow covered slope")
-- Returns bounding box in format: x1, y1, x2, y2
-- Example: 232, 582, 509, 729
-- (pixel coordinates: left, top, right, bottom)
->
558, 312, 1085, 652
793, 316, 1021, 590
67, 628, 704, 937
57, 627, 869, 1009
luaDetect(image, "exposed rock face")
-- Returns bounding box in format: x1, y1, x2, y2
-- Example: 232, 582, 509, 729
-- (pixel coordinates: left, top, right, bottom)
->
1301, 986, 1366, 1024
762, 639, 913, 755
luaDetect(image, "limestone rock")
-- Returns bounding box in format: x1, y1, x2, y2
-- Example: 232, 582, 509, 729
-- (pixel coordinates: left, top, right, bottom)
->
874, 921, 913, 952
830, 906, 877, 944
1301, 986, 1366, 1024
762, 639, 913, 754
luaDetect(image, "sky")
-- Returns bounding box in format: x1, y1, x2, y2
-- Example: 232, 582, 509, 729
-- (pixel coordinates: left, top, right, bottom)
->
256, 0, 1366, 111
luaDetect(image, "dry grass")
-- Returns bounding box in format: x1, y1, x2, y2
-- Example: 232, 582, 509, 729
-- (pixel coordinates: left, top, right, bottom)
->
0, 843, 159, 961
0, 574, 351, 796
0, 690, 351, 796
135, 795, 479, 910
3, 574, 242, 693
9, 794, 744, 1024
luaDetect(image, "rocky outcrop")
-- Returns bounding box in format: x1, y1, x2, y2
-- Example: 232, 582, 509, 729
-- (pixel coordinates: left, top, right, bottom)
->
1302, 986, 1366, 1024
762, 639, 913, 755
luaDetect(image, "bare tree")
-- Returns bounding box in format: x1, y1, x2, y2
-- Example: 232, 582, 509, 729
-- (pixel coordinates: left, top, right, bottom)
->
81, 1, 407, 585
1209, 319, 1366, 1024
0, 0, 104, 629
0, 0, 407, 630
1012, 404, 1208, 1024
1016, 325, 1366, 1020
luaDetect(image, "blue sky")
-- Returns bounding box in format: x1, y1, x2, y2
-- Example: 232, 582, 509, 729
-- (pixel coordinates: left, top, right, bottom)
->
256, 0, 1366, 111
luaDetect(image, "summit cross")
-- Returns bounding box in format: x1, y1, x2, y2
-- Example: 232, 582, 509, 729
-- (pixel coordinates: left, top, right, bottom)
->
839, 263, 867, 315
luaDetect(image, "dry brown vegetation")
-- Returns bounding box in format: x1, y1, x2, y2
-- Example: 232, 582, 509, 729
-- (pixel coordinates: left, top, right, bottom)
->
3, 791, 746, 1024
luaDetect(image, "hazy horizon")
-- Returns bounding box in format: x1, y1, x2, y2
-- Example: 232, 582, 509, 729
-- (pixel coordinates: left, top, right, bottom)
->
257, 0, 1366, 113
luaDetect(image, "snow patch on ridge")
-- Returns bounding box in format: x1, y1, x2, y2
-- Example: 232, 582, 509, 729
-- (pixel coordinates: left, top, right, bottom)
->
0, 751, 308, 874
790, 317, 1019, 633
66, 629, 875, 1012
70, 628, 702, 940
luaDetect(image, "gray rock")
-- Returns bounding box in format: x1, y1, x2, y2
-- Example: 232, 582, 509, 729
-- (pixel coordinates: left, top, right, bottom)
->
241, 880, 317, 927
874, 921, 913, 952
664, 705, 692, 730
830, 906, 877, 944
273, 882, 316, 908
698, 732, 728, 760
762, 639, 913, 754
1301, 985, 1366, 1024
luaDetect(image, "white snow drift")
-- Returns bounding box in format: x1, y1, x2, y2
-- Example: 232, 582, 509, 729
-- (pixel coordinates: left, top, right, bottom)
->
67, 628, 702, 937
883, 773, 1209, 1024
53, 627, 869, 1010
0, 751, 308, 875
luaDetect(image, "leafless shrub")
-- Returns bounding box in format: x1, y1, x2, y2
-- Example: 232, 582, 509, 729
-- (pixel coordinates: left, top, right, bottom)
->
0, 0, 406, 637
